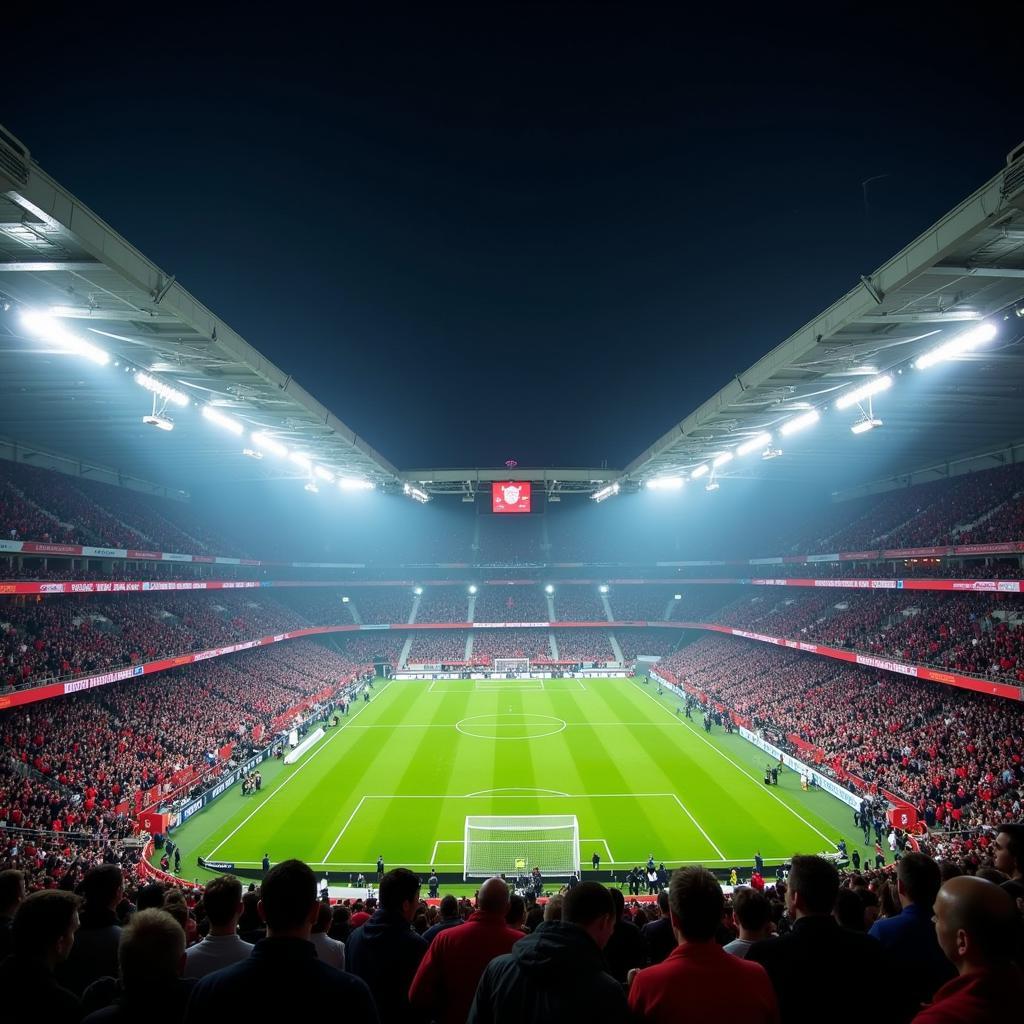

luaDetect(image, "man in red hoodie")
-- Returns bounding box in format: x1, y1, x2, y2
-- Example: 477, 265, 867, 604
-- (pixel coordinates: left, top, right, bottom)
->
409, 876, 524, 1024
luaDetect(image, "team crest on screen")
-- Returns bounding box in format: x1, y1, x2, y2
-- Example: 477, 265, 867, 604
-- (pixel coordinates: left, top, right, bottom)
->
502, 485, 522, 505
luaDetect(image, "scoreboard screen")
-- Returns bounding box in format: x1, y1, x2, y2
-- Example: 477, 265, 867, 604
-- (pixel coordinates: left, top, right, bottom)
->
492, 481, 532, 513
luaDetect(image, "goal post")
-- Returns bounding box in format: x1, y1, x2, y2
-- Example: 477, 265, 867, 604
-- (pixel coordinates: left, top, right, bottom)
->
463, 814, 580, 879
493, 657, 530, 675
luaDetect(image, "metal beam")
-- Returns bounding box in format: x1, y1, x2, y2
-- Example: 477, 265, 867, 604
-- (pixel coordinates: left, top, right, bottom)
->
927, 265, 1024, 279
0, 260, 101, 272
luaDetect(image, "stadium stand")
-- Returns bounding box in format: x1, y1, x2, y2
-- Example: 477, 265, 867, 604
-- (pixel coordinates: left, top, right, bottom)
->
552, 587, 607, 621
472, 586, 549, 623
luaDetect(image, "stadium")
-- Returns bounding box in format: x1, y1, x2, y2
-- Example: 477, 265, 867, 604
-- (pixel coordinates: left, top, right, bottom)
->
2, 14, 1024, 1024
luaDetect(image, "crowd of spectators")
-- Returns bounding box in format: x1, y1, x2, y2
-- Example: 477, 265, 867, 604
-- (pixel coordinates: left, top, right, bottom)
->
4, 846, 1022, 1024
606, 588, 679, 621
471, 629, 552, 662
551, 587, 607, 621
659, 634, 1024, 841
416, 589, 471, 623
352, 590, 415, 625
613, 628, 681, 661
472, 587, 549, 623
406, 630, 471, 665
552, 629, 615, 663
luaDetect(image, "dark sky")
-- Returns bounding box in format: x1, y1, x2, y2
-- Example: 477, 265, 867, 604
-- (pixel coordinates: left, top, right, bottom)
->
5, 6, 1021, 469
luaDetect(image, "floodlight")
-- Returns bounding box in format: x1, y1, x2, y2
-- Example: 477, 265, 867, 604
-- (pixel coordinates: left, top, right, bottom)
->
736, 432, 772, 457
201, 405, 244, 435
142, 414, 174, 432
705, 481, 720, 491
468, 584, 478, 594
779, 409, 820, 436
647, 475, 684, 490
673, 594, 682, 601
599, 584, 609, 594
413, 586, 423, 596
761, 446, 783, 460
544, 584, 555, 594
303, 481, 319, 493
834, 374, 892, 410
338, 477, 374, 491
690, 464, 710, 480
341, 596, 350, 603
403, 483, 430, 503
851, 417, 883, 434
241, 447, 263, 459
289, 451, 312, 470
20, 310, 110, 365
591, 482, 620, 503
251, 431, 288, 458
134, 371, 188, 407
712, 451, 733, 469
314, 465, 334, 483
914, 322, 997, 370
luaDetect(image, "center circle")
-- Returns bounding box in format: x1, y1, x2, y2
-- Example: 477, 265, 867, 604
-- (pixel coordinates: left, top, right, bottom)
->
455, 713, 567, 740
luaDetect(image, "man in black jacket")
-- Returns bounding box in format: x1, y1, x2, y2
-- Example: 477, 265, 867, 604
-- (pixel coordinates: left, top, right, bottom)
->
184, 859, 377, 1024
748, 854, 894, 1024
641, 891, 674, 965
603, 887, 647, 983
57, 863, 123, 995
346, 867, 427, 1024
468, 881, 628, 1024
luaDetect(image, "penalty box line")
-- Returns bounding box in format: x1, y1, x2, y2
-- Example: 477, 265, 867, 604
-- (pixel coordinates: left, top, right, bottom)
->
203, 679, 394, 861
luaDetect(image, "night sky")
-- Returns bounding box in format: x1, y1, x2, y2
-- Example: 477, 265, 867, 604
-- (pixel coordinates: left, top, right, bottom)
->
5, 6, 1021, 470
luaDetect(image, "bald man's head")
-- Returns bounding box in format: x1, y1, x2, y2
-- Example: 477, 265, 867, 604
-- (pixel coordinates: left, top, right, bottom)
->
933, 875, 1017, 972
478, 877, 510, 914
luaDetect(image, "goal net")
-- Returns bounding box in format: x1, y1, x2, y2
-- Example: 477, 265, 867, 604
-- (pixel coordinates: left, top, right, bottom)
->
493, 658, 530, 674
463, 814, 580, 879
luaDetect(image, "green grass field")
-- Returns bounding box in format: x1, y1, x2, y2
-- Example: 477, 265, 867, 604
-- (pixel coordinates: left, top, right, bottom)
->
165, 675, 875, 887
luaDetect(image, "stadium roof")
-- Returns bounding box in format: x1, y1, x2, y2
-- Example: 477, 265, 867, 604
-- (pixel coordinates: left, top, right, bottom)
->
2, 123, 1024, 500
0, 125, 400, 494
623, 140, 1024, 494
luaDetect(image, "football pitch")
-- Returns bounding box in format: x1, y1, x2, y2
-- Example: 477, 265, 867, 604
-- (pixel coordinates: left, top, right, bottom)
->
169, 676, 856, 884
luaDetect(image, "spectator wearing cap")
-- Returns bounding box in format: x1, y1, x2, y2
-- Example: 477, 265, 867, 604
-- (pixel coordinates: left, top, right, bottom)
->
58, 863, 124, 996
184, 859, 377, 1023
912, 875, 1024, 1023
81, 908, 193, 1023
868, 853, 955, 1019
410, 877, 524, 1024
0, 889, 81, 1024
628, 867, 778, 1024
347, 868, 428, 1024
184, 875, 253, 979
468, 881, 627, 1024
748, 855, 894, 1024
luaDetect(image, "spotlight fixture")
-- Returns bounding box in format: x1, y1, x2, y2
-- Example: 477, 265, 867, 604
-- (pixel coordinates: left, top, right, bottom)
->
599, 584, 609, 594
712, 452, 733, 469
835, 375, 892, 410
338, 477, 374, 491
241, 447, 264, 459
413, 586, 423, 596
851, 417, 883, 434
289, 451, 312, 470
142, 414, 174, 432
544, 584, 555, 594
468, 584, 478, 595
761, 446, 783, 460
201, 405, 244, 436
736, 432, 772, 457
404, 483, 430, 503
134, 371, 188, 407
705, 481, 720, 491
647, 476, 684, 490
779, 409, 820, 436
690, 464, 710, 480
314, 465, 335, 483
914, 322, 997, 370
251, 432, 288, 458
303, 481, 319, 493
20, 310, 110, 365
591, 482, 620, 503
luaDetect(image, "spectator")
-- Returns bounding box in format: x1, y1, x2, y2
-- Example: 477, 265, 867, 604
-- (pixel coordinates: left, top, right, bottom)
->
409, 876, 523, 1024
912, 876, 1024, 1023
748, 855, 894, 1024
628, 867, 778, 1024
0, 869, 25, 960
0, 889, 81, 1024
58, 863, 124, 996
422, 894, 462, 943
468, 881, 627, 1024
310, 901, 346, 971
82, 908, 192, 1023
184, 859, 377, 1023
991, 824, 1024, 903
505, 893, 527, 932
868, 854, 955, 1019
640, 890, 675, 965
603, 886, 648, 983
347, 868, 428, 1024
183, 875, 253, 979
723, 887, 773, 958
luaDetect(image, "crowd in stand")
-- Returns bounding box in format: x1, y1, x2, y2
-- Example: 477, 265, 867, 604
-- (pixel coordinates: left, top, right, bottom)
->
613, 628, 681, 661
551, 588, 607, 621
606, 588, 678, 621
552, 629, 615, 662
416, 589, 471, 623
659, 635, 1024, 845
472, 587, 549, 623
3, 843, 1022, 1024
471, 629, 552, 662
406, 630, 470, 664
352, 590, 416, 625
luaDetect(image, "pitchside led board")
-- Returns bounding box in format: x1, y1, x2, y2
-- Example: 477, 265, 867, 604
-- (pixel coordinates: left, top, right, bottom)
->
492, 481, 531, 513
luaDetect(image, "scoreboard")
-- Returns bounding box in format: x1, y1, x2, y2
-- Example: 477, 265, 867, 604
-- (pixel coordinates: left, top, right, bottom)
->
492, 481, 531, 513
